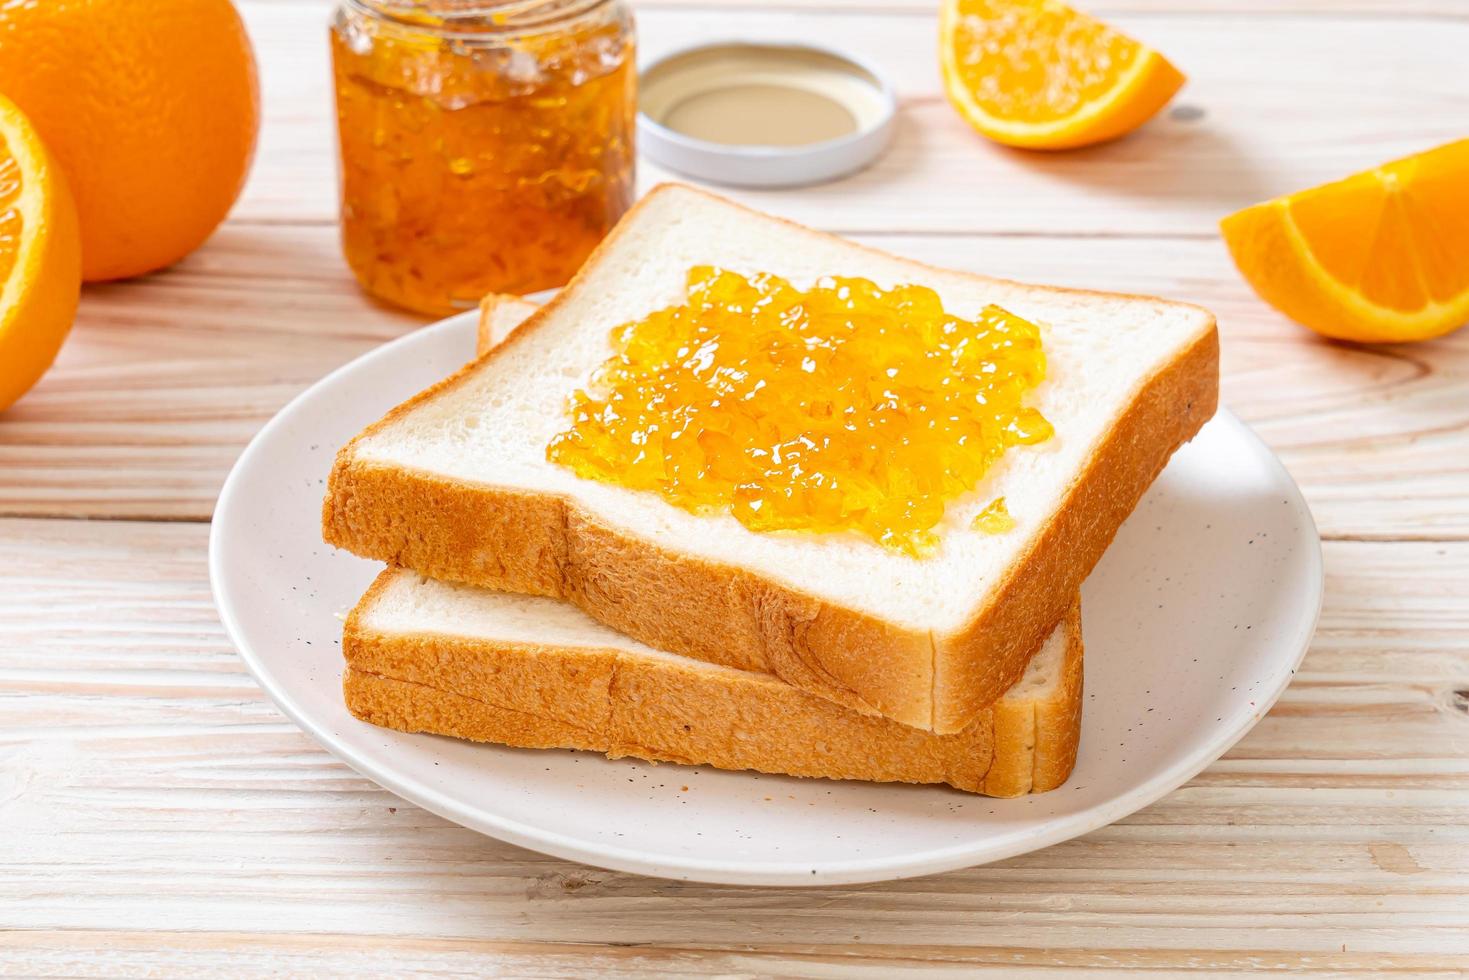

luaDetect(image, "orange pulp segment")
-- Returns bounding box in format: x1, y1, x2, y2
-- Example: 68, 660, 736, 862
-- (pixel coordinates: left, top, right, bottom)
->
0, 93, 80, 411
1220, 139, 1469, 343
939, 0, 1185, 150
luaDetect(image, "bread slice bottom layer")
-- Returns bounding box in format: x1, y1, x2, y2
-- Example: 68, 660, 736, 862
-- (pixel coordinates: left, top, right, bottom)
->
343, 570, 1084, 797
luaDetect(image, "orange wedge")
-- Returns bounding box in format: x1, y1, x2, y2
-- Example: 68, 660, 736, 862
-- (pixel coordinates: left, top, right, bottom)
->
1221, 140, 1469, 344
0, 93, 80, 411
939, 0, 1185, 150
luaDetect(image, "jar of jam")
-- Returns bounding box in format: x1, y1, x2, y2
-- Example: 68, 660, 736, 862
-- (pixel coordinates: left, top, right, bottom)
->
330, 0, 636, 316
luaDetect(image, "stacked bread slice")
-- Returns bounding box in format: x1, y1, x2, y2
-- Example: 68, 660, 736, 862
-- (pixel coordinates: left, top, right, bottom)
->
341, 296, 1084, 796
325, 184, 1218, 796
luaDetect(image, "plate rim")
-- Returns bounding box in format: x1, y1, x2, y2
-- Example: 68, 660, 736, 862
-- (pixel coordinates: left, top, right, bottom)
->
210, 310, 1325, 886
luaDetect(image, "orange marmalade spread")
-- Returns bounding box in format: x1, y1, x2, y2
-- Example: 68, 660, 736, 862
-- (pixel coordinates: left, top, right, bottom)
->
971, 497, 1016, 534
330, 0, 635, 316
547, 267, 1053, 555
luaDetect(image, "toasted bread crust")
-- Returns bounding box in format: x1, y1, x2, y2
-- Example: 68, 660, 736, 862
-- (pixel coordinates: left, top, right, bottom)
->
475, 296, 495, 354
931, 323, 1216, 730
982, 603, 1084, 796
341, 572, 1083, 796
476, 293, 534, 352
1032, 608, 1085, 793
324, 183, 1216, 733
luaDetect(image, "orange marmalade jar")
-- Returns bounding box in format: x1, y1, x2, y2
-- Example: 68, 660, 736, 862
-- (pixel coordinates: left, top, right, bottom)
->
330, 0, 636, 315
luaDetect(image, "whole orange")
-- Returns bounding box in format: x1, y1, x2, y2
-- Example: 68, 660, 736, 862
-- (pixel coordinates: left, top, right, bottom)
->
0, 0, 259, 281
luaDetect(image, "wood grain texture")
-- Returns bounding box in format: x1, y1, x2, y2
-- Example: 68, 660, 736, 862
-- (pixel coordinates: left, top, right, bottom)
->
2, 0, 1467, 972
234, 2, 1469, 235
2, 224, 1464, 541
3, 934, 1469, 980
2, 518, 1467, 966
0, 227, 421, 519
2, 2, 1466, 530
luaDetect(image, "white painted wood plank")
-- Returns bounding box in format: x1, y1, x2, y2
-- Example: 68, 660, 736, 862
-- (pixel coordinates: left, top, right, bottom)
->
1, 519, 1466, 958
234, 2, 1469, 235
5, 931, 1467, 978
2, 2, 1466, 971
2, 224, 1464, 541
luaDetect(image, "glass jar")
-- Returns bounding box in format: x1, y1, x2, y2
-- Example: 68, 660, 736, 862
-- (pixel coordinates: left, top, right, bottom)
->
330, 0, 636, 316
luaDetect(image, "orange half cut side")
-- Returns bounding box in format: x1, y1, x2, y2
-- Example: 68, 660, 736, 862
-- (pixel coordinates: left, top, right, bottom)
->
0, 93, 81, 411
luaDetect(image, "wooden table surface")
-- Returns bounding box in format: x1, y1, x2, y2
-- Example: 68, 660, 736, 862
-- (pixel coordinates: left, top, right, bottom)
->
4, 0, 1468, 975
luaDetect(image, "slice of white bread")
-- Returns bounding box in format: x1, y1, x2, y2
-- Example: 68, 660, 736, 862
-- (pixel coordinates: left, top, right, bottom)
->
337, 295, 1082, 796
325, 183, 1217, 733
477, 293, 532, 352
343, 568, 1083, 796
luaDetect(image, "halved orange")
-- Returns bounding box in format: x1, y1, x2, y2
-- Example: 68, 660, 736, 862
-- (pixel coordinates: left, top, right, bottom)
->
939, 0, 1185, 150
1221, 140, 1469, 344
0, 93, 81, 412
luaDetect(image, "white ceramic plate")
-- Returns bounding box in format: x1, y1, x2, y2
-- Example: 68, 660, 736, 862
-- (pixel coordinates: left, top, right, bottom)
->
211, 311, 1323, 886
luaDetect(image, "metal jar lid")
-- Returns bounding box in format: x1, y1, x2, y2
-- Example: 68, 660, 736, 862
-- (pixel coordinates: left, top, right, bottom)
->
638, 41, 898, 188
